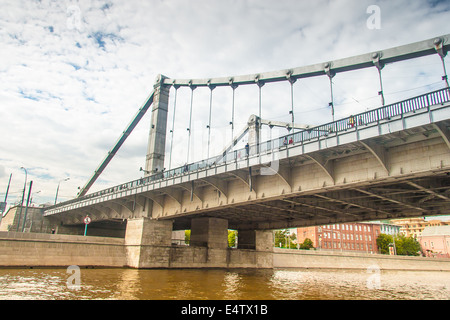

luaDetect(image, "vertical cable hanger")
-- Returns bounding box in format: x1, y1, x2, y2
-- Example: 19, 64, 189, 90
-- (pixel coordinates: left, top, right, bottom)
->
229, 78, 238, 143
287, 70, 297, 134
168, 84, 179, 170
255, 75, 265, 124
372, 52, 385, 106
255, 75, 264, 152
434, 38, 449, 88
324, 63, 336, 123
186, 81, 196, 164
206, 80, 216, 159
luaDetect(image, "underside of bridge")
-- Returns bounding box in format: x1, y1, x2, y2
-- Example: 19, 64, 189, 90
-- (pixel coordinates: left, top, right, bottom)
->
168, 121, 450, 230
169, 171, 450, 231
45, 119, 450, 234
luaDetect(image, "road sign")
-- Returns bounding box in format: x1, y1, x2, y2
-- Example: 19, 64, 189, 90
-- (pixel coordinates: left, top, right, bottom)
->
83, 216, 91, 236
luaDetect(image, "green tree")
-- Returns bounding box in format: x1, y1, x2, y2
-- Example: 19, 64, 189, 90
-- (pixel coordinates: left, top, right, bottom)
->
300, 238, 314, 250
185, 230, 191, 244
228, 230, 237, 248
376, 233, 421, 256
274, 229, 297, 248
376, 233, 393, 254
396, 234, 421, 256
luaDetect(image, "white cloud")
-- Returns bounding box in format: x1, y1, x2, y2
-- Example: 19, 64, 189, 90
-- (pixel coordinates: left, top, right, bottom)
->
0, 0, 449, 206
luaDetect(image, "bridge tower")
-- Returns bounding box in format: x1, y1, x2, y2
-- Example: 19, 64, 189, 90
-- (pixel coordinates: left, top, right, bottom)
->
144, 74, 170, 175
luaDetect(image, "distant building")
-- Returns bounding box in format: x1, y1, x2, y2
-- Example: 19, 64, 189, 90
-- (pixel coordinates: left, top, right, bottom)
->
419, 225, 450, 259
371, 220, 401, 236
297, 222, 381, 253
390, 218, 449, 239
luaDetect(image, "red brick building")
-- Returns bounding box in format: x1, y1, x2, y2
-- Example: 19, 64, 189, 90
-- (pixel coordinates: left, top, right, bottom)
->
297, 222, 381, 253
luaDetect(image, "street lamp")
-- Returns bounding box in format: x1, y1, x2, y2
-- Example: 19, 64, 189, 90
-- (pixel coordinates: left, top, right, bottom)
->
16, 167, 27, 231
54, 178, 70, 205
31, 190, 41, 206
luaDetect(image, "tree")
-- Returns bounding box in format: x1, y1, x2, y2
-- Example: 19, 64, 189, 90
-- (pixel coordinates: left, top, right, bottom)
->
376, 233, 421, 256
228, 230, 237, 248
185, 230, 191, 244
274, 229, 297, 248
376, 233, 393, 254
300, 238, 314, 250
395, 234, 421, 256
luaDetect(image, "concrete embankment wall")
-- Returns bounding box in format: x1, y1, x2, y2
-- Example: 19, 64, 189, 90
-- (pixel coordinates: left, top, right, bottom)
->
2, 232, 450, 271
0, 232, 126, 267
273, 248, 450, 271
0, 232, 271, 269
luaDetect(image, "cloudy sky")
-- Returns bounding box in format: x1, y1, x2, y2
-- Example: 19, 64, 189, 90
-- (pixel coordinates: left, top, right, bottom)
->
1, 0, 450, 208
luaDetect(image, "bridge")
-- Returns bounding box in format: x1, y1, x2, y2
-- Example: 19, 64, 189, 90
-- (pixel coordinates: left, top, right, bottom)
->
39, 35, 450, 268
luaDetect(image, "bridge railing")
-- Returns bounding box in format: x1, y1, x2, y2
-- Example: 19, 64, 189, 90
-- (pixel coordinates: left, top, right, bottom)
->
47, 87, 449, 212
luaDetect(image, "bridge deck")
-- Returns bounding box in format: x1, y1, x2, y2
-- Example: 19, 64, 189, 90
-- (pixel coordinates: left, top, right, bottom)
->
44, 89, 450, 229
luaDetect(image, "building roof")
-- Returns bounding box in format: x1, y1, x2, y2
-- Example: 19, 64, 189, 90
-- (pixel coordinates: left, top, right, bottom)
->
421, 226, 450, 237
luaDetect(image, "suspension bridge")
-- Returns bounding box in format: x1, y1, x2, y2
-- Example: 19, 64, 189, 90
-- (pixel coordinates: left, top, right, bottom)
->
39, 35, 450, 255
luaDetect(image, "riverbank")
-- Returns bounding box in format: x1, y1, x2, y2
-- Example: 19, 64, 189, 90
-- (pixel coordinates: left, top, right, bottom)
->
1, 231, 450, 271
273, 248, 450, 271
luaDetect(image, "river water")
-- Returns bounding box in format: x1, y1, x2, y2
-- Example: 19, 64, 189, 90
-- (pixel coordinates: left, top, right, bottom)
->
0, 267, 448, 300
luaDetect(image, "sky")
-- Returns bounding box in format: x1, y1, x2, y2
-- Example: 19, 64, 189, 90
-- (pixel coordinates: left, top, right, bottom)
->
1, 0, 450, 209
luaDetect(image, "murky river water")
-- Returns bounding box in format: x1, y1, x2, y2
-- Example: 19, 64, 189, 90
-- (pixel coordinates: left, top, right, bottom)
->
0, 267, 448, 300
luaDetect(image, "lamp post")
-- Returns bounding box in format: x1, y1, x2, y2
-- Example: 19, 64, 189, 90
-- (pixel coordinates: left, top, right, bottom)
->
54, 178, 70, 205
30, 190, 41, 206
21, 180, 33, 232
16, 167, 27, 231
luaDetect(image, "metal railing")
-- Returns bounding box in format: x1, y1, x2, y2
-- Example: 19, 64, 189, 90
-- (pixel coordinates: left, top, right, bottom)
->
46, 87, 450, 212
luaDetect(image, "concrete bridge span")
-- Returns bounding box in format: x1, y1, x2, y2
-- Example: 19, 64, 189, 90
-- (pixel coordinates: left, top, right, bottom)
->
44, 92, 450, 232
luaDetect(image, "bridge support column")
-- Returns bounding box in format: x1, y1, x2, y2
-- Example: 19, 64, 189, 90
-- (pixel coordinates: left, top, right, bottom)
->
237, 230, 273, 268
189, 217, 228, 267
125, 217, 173, 268
190, 217, 228, 249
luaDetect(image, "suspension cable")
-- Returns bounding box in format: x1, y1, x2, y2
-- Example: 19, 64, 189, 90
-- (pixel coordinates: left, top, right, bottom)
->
230, 82, 238, 142
186, 84, 196, 164
168, 85, 179, 170
288, 77, 297, 133
372, 52, 386, 106
207, 83, 215, 159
